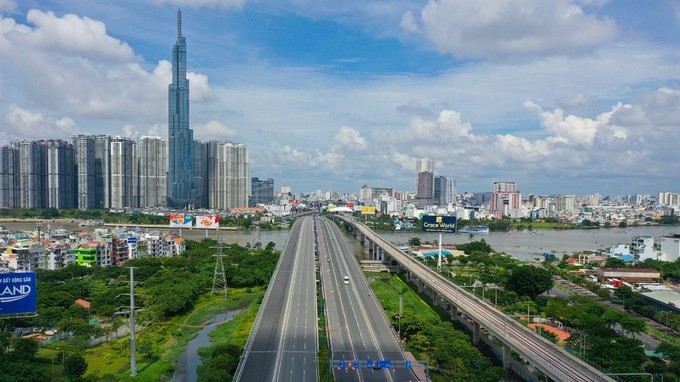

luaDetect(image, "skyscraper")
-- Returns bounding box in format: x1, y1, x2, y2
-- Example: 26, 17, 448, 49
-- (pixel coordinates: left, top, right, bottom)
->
207, 141, 249, 210
137, 136, 167, 208
167, 9, 195, 208
93, 135, 111, 209
0, 145, 20, 208
73, 135, 96, 209
45, 140, 75, 209
415, 158, 434, 200
110, 137, 136, 209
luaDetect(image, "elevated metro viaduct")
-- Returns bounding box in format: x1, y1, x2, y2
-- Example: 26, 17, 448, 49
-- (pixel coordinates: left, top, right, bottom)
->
334, 214, 615, 382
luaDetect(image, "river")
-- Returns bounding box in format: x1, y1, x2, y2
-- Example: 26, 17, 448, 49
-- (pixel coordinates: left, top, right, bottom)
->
378, 225, 680, 261
3, 220, 678, 262
169, 308, 243, 382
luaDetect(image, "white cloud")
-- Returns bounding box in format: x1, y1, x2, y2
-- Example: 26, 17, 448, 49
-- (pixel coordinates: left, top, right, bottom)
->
150, 0, 246, 9
195, 120, 238, 140
405, 0, 618, 59
3, 104, 80, 142
329, 126, 367, 153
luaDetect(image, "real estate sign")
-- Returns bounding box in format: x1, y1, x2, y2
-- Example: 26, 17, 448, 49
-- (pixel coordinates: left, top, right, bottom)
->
170, 213, 193, 228
195, 215, 220, 229
0, 272, 37, 315
421, 215, 457, 233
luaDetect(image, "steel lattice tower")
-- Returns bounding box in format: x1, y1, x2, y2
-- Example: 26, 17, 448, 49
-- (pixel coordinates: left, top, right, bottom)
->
211, 243, 229, 298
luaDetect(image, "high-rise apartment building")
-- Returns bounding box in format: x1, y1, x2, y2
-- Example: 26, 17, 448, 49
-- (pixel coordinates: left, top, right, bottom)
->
208, 141, 248, 210
415, 158, 434, 200
555, 195, 575, 212
110, 137, 136, 209
490, 181, 522, 218
434, 176, 458, 206
73, 135, 96, 209
167, 9, 195, 208
0, 145, 20, 208
45, 140, 75, 209
137, 136, 167, 208
13, 140, 47, 209
93, 135, 111, 209
193, 140, 209, 208
251, 177, 274, 205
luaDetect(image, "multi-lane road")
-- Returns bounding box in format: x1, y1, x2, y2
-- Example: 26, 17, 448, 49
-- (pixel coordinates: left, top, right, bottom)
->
233, 216, 318, 382
317, 216, 416, 382
340, 216, 615, 382
235, 214, 417, 382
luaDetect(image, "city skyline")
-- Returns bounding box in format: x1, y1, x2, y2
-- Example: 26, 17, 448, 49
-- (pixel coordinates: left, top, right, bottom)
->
0, 1, 679, 195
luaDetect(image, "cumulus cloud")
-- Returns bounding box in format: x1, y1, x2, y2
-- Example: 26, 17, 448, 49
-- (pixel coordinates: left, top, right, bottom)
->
195, 120, 238, 140
3, 104, 80, 143
0, 11, 213, 125
524, 100, 628, 145
403, 0, 618, 59
329, 126, 367, 153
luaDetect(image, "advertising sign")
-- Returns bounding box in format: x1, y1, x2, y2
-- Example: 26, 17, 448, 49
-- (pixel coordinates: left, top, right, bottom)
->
195, 215, 220, 229
421, 215, 457, 233
0, 272, 37, 315
170, 213, 193, 228
361, 206, 376, 215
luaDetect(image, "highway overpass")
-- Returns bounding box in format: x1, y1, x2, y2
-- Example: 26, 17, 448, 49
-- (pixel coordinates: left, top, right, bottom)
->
335, 214, 616, 382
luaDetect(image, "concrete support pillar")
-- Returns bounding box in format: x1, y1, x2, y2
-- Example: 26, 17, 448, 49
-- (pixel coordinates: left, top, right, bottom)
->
472, 321, 480, 346
450, 306, 459, 320
360, 234, 365, 246
502, 343, 512, 370
433, 292, 439, 307
368, 241, 374, 259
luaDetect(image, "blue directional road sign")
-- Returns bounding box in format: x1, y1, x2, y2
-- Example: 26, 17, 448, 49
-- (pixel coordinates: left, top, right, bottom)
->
366, 360, 372, 368
339, 360, 345, 369
405, 360, 411, 369
353, 361, 359, 369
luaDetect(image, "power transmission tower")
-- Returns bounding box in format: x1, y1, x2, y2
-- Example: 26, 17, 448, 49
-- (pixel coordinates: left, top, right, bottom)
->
211, 243, 229, 298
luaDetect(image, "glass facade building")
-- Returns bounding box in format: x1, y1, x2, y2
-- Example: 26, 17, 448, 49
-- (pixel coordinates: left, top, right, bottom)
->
167, 9, 195, 208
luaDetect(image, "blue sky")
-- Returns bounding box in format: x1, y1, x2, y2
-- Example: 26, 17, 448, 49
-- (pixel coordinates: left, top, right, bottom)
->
1, 0, 679, 196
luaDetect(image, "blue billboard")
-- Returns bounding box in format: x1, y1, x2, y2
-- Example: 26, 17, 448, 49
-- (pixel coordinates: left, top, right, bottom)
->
0, 272, 37, 315
421, 215, 457, 233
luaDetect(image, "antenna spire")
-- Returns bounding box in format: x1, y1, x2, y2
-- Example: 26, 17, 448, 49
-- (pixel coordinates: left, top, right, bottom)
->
177, 9, 182, 39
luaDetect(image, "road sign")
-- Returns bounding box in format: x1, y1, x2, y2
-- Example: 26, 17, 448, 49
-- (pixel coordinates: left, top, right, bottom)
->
339, 360, 345, 369
366, 360, 372, 368
405, 360, 411, 369
353, 360, 359, 369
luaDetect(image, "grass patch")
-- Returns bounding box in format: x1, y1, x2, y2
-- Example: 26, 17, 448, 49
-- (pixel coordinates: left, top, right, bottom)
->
39, 287, 265, 381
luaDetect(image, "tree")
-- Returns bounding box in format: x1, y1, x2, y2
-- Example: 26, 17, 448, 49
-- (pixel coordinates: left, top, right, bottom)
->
407, 237, 421, 247
604, 257, 627, 269
505, 265, 554, 299
63, 354, 88, 381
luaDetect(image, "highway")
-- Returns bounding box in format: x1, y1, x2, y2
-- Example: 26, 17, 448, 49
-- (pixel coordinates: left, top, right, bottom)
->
317, 216, 416, 382
233, 216, 318, 382
338, 215, 616, 382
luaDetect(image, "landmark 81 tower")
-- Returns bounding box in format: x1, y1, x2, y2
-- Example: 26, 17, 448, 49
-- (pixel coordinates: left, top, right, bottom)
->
168, 9, 195, 208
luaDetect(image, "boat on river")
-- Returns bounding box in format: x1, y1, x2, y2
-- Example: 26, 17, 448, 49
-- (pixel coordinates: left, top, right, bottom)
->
459, 225, 490, 234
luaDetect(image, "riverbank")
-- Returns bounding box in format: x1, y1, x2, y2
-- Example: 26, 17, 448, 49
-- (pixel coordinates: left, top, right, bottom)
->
48, 287, 265, 381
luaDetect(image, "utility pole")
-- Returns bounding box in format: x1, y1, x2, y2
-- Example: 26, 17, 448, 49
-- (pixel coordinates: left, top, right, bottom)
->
129, 266, 137, 377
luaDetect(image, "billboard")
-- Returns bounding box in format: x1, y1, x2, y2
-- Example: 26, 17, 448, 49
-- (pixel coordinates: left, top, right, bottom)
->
195, 215, 220, 229
422, 215, 457, 233
361, 206, 376, 215
170, 214, 193, 228
0, 272, 37, 315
